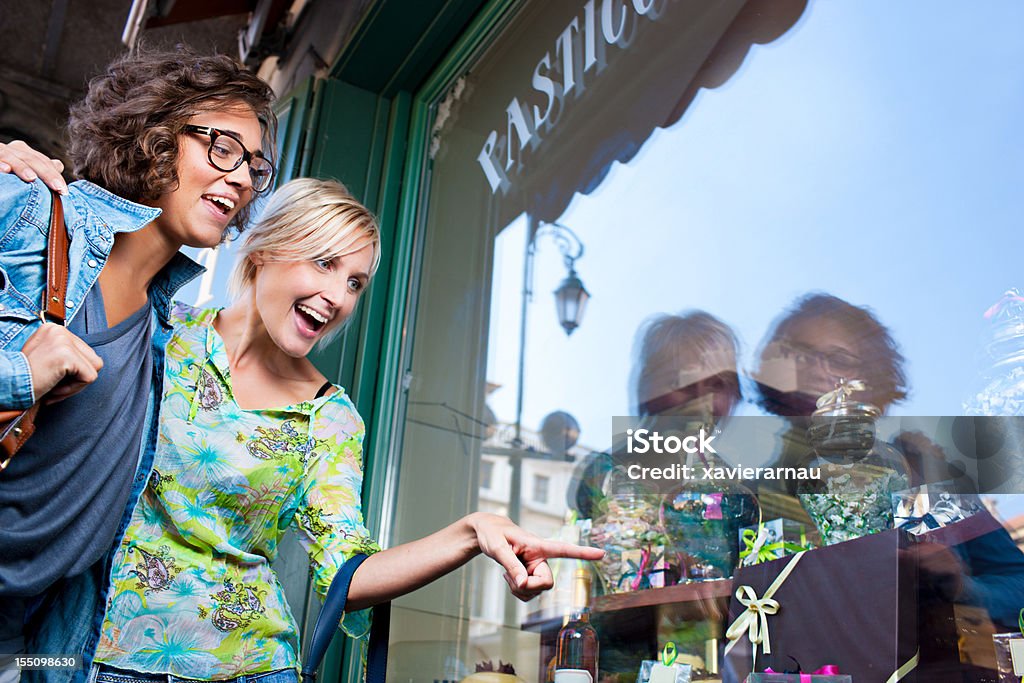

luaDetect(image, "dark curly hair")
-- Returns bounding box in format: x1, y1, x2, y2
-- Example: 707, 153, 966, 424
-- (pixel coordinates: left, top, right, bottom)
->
754, 293, 909, 415
67, 47, 276, 232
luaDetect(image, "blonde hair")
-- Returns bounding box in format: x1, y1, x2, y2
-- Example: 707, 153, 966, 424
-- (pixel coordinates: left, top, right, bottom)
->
633, 311, 740, 411
229, 177, 381, 348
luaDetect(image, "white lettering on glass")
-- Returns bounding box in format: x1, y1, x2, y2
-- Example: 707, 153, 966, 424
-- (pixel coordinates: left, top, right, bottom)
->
476, 0, 664, 193
505, 98, 534, 171
583, 0, 598, 71
632, 0, 656, 16
532, 52, 557, 128
601, 0, 628, 45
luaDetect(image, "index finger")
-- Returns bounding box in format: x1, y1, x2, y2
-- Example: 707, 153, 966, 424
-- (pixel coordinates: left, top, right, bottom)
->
527, 540, 605, 561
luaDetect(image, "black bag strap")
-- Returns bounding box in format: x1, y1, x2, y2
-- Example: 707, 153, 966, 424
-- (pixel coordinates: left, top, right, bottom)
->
302, 553, 391, 683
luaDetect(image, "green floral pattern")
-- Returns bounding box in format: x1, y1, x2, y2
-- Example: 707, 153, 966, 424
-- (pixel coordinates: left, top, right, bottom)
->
95, 304, 380, 678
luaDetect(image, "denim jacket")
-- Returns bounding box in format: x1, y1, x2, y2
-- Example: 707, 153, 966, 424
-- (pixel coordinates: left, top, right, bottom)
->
0, 176, 204, 683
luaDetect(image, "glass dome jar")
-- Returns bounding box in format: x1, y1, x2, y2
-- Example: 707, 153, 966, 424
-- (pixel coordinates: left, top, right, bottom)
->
965, 289, 1024, 415
587, 467, 668, 593
659, 427, 759, 581
962, 290, 1024, 493
798, 379, 908, 546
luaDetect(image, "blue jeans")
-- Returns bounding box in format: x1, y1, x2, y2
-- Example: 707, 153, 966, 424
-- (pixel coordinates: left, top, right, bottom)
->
90, 666, 299, 683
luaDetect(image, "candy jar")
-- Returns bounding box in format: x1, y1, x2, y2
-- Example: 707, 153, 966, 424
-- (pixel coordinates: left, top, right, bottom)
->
660, 426, 759, 581
962, 290, 1024, 493
965, 289, 1024, 416
798, 379, 908, 545
587, 467, 667, 594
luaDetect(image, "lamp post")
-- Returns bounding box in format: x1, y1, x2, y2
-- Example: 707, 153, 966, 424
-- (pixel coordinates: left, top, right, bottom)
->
501, 218, 588, 644
509, 217, 589, 523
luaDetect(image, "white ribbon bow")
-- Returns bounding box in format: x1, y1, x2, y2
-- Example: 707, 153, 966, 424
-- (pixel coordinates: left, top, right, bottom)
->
727, 585, 779, 655
725, 551, 806, 670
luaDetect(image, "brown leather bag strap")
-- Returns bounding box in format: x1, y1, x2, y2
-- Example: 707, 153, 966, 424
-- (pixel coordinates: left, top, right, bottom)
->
43, 190, 69, 324
1, 190, 67, 471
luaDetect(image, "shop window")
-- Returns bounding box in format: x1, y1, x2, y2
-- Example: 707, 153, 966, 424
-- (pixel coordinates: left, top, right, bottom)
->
387, 1, 1024, 680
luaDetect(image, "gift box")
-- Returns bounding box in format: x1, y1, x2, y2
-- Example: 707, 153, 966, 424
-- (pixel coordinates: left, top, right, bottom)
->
738, 519, 814, 567
620, 545, 677, 592
891, 484, 984, 536
744, 672, 851, 683
992, 631, 1024, 681
637, 644, 693, 683
723, 529, 919, 683
899, 510, 1020, 679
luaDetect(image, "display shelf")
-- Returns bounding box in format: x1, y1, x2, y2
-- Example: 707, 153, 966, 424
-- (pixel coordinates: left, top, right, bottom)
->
521, 579, 734, 632
593, 579, 734, 613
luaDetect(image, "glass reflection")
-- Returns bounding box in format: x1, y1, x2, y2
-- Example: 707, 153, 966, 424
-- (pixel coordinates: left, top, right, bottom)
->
394, 0, 1024, 678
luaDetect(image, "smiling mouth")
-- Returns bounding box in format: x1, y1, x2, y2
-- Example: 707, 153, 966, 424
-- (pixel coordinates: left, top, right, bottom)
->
295, 303, 328, 333
203, 194, 236, 215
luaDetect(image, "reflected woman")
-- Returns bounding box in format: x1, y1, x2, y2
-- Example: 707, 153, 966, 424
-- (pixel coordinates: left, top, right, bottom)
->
572, 310, 742, 517
753, 292, 907, 421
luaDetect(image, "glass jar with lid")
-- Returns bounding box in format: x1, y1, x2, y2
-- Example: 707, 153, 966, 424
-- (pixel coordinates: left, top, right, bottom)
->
798, 379, 909, 545
587, 466, 668, 594
965, 289, 1024, 415
660, 423, 759, 581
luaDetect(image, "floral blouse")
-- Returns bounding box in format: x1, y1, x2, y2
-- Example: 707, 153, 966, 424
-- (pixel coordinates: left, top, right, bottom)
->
94, 304, 380, 678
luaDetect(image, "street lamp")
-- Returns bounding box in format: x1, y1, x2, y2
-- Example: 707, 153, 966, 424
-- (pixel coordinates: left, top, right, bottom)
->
534, 222, 589, 336
554, 269, 590, 336
510, 217, 589, 476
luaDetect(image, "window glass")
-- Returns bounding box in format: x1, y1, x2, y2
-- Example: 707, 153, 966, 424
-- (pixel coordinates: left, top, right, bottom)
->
390, 1, 1024, 680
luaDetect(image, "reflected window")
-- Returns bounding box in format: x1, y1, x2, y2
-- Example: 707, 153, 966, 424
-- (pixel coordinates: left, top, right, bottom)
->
480, 460, 494, 490
531, 474, 550, 505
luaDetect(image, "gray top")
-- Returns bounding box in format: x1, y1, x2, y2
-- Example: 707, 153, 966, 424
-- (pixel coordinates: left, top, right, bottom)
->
0, 285, 153, 597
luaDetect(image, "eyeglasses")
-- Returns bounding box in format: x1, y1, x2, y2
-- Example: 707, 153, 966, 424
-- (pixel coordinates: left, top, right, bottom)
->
777, 340, 862, 378
182, 125, 275, 192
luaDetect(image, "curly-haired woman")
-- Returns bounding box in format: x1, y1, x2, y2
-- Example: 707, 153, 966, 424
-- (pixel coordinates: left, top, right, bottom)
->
0, 48, 276, 680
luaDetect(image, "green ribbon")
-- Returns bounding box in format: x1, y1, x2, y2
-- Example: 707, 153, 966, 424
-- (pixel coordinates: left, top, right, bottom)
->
661, 642, 678, 667
740, 527, 810, 564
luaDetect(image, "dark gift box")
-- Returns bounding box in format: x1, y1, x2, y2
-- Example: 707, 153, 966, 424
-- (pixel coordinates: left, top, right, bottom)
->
723, 529, 919, 683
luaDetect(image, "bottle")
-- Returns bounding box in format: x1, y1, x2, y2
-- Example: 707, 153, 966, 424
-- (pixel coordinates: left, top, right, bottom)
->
554, 568, 599, 683
549, 513, 583, 610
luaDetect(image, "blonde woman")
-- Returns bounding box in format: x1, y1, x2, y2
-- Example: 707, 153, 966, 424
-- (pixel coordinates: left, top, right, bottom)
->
75, 178, 603, 682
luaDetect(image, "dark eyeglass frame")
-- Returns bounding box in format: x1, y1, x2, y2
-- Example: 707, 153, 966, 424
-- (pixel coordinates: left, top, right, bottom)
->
182, 124, 275, 192
778, 339, 862, 376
